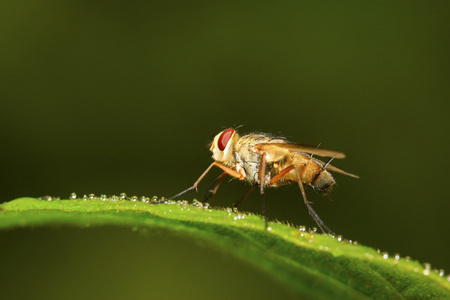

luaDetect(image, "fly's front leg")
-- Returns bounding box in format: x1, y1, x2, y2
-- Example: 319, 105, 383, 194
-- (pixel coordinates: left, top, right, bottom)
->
233, 185, 256, 212
154, 162, 244, 204
203, 172, 227, 207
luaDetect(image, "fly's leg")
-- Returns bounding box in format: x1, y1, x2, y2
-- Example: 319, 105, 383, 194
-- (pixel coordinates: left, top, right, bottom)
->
293, 165, 333, 235
233, 185, 256, 212
258, 154, 268, 229
267, 164, 333, 234
268, 165, 295, 185
203, 172, 227, 207
154, 162, 244, 204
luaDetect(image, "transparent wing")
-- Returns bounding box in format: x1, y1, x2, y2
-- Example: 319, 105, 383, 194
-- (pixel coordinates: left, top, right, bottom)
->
313, 158, 360, 178
255, 143, 346, 159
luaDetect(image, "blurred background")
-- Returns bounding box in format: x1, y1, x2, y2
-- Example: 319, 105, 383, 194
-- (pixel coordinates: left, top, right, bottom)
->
1, 1, 449, 298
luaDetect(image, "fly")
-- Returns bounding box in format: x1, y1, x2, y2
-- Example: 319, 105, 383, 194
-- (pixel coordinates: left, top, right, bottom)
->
157, 128, 358, 234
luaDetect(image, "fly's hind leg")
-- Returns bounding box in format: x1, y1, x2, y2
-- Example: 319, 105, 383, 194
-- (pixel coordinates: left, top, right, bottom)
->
293, 165, 333, 235
268, 164, 333, 234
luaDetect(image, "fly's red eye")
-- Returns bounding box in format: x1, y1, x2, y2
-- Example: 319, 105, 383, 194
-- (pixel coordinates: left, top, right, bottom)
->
218, 129, 234, 151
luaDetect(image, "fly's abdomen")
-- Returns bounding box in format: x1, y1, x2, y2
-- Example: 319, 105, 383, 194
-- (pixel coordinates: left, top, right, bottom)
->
297, 155, 336, 193
311, 170, 335, 193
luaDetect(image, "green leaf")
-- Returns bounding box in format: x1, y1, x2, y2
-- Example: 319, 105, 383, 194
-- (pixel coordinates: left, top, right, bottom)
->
1, 197, 449, 299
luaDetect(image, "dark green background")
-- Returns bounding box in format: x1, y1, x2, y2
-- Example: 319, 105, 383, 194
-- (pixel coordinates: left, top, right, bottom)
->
1, 1, 449, 298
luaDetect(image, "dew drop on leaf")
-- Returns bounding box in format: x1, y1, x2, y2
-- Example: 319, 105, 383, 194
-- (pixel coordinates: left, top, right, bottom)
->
423, 263, 431, 276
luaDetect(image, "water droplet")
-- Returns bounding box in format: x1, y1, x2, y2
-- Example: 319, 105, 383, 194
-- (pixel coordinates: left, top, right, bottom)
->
423, 263, 431, 275
267, 227, 272, 231
111, 195, 119, 201
141, 196, 149, 203
100, 194, 107, 201
83, 195, 88, 201
89, 194, 95, 200
438, 269, 445, 277
120, 193, 127, 200
152, 196, 158, 202
405, 256, 411, 262
131, 196, 138, 202
336, 235, 343, 242
308, 228, 316, 235
382, 252, 389, 259
376, 249, 381, 254
70, 193, 77, 200
299, 226, 306, 232
394, 253, 400, 261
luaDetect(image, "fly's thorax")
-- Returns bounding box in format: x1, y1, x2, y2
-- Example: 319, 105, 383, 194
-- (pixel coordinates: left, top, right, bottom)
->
234, 143, 260, 184
233, 134, 274, 184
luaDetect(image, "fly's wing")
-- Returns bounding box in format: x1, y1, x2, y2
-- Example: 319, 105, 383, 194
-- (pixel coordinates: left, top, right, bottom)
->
255, 142, 359, 178
313, 158, 360, 178
255, 143, 346, 159
253, 142, 292, 162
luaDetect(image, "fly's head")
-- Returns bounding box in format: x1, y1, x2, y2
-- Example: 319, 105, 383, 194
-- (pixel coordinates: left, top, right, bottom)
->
210, 128, 239, 163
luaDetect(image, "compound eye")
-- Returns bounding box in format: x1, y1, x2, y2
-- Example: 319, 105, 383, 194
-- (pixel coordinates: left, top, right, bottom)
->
217, 129, 234, 151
